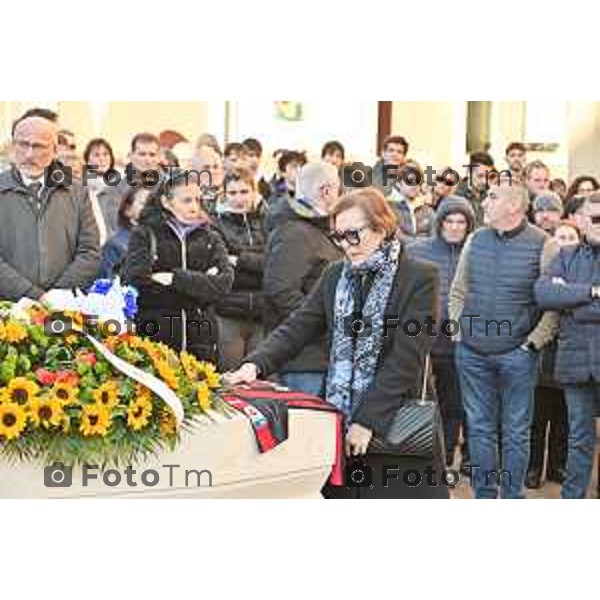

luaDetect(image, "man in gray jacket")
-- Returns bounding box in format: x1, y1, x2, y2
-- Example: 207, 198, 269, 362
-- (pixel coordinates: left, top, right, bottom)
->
0, 109, 100, 301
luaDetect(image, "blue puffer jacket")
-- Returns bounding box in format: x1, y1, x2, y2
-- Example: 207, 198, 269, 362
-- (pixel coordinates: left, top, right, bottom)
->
407, 197, 475, 356
458, 220, 548, 355
534, 243, 600, 385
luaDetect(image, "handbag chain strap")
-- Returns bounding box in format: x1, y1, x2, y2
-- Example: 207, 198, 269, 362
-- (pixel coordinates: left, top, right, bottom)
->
418, 354, 431, 405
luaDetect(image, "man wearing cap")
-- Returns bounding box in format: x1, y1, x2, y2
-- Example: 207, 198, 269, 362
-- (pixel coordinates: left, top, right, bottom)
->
0, 109, 100, 302
525, 192, 568, 489
533, 192, 563, 234
535, 192, 600, 498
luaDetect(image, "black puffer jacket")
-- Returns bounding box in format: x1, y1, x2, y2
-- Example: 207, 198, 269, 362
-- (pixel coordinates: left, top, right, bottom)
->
214, 207, 266, 321
123, 205, 234, 363
263, 198, 343, 372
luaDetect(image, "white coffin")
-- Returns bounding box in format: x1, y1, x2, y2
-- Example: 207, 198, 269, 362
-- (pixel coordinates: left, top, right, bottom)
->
0, 408, 338, 499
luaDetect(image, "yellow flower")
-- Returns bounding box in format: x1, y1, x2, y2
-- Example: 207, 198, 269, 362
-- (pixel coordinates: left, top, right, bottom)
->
4, 377, 39, 405
64, 333, 79, 345
0, 322, 5, 342
199, 362, 220, 389
154, 359, 179, 391
196, 382, 212, 411
28, 397, 65, 429
127, 393, 153, 431
92, 381, 119, 409
159, 409, 177, 437
181, 352, 220, 388
3, 321, 28, 344
0, 402, 28, 440
80, 404, 111, 437
51, 382, 78, 406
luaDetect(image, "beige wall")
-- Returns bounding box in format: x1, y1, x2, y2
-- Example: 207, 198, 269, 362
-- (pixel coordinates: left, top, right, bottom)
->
567, 101, 600, 181
390, 102, 468, 169
1, 101, 214, 160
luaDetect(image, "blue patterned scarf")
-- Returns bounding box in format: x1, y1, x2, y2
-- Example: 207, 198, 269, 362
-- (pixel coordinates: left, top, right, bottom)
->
325, 240, 401, 427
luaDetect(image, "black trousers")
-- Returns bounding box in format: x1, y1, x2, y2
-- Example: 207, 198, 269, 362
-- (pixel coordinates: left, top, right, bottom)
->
527, 386, 568, 477
432, 353, 468, 464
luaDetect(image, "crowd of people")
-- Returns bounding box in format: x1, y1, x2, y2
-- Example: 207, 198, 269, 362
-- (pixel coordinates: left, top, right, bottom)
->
1, 107, 600, 499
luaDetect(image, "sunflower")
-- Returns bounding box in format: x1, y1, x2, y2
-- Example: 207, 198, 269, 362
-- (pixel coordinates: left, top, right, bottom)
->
51, 382, 78, 406
196, 382, 212, 412
28, 397, 65, 429
2, 321, 28, 344
198, 362, 220, 389
181, 352, 220, 388
92, 381, 119, 409
127, 395, 153, 431
80, 404, 111, 437
4, 377, 39, 405
154, 359, 179, 391
159, 409, 177, 437
0, 402, 28, 440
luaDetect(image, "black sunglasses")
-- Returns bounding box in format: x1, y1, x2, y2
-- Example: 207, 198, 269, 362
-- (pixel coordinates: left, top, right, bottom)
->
329, 225, 369, 246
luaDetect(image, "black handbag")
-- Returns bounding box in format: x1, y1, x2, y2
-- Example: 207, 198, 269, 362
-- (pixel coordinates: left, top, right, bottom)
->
368, 354, 443, 458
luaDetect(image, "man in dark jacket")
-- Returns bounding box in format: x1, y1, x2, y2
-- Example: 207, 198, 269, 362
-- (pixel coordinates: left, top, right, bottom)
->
534, 191, 600, 499
526, 192, 568, 489
449, 183, 558, 499
407, 196, 475, 468
262, 162, 343, 395
0, 109, 100, 301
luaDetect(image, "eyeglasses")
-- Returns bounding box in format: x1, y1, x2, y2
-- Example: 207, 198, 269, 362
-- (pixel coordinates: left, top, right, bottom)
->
13, 139, 52, 153
329, 224, 369, 247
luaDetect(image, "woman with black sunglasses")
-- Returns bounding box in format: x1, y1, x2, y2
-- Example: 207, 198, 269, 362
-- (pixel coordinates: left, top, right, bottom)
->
225, 188, 448, 499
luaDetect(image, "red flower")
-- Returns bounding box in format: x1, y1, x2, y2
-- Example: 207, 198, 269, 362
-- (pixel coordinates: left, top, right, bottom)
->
56, 370, 80, 386
35, 368, 58, 386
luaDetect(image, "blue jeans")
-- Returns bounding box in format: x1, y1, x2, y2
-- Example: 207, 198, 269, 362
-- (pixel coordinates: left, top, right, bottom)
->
456, 343, 538, 499
562, 385, 600, 499
278, 372, 325, 398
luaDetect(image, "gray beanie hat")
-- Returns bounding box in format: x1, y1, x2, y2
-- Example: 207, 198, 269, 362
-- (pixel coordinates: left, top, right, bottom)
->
533, 192, 563, 215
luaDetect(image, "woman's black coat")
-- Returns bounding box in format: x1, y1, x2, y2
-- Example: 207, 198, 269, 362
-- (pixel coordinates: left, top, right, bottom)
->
245, 247, 440, 438
123, 208, 234, 362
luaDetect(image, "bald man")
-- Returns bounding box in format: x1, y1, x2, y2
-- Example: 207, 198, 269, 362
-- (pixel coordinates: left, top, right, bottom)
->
0, 109, 100, 301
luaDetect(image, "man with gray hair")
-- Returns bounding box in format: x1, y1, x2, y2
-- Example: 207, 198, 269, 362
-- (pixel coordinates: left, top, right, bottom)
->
0, 109, 100, 301
449, 183, 558, 499
261, 162, 343, 395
